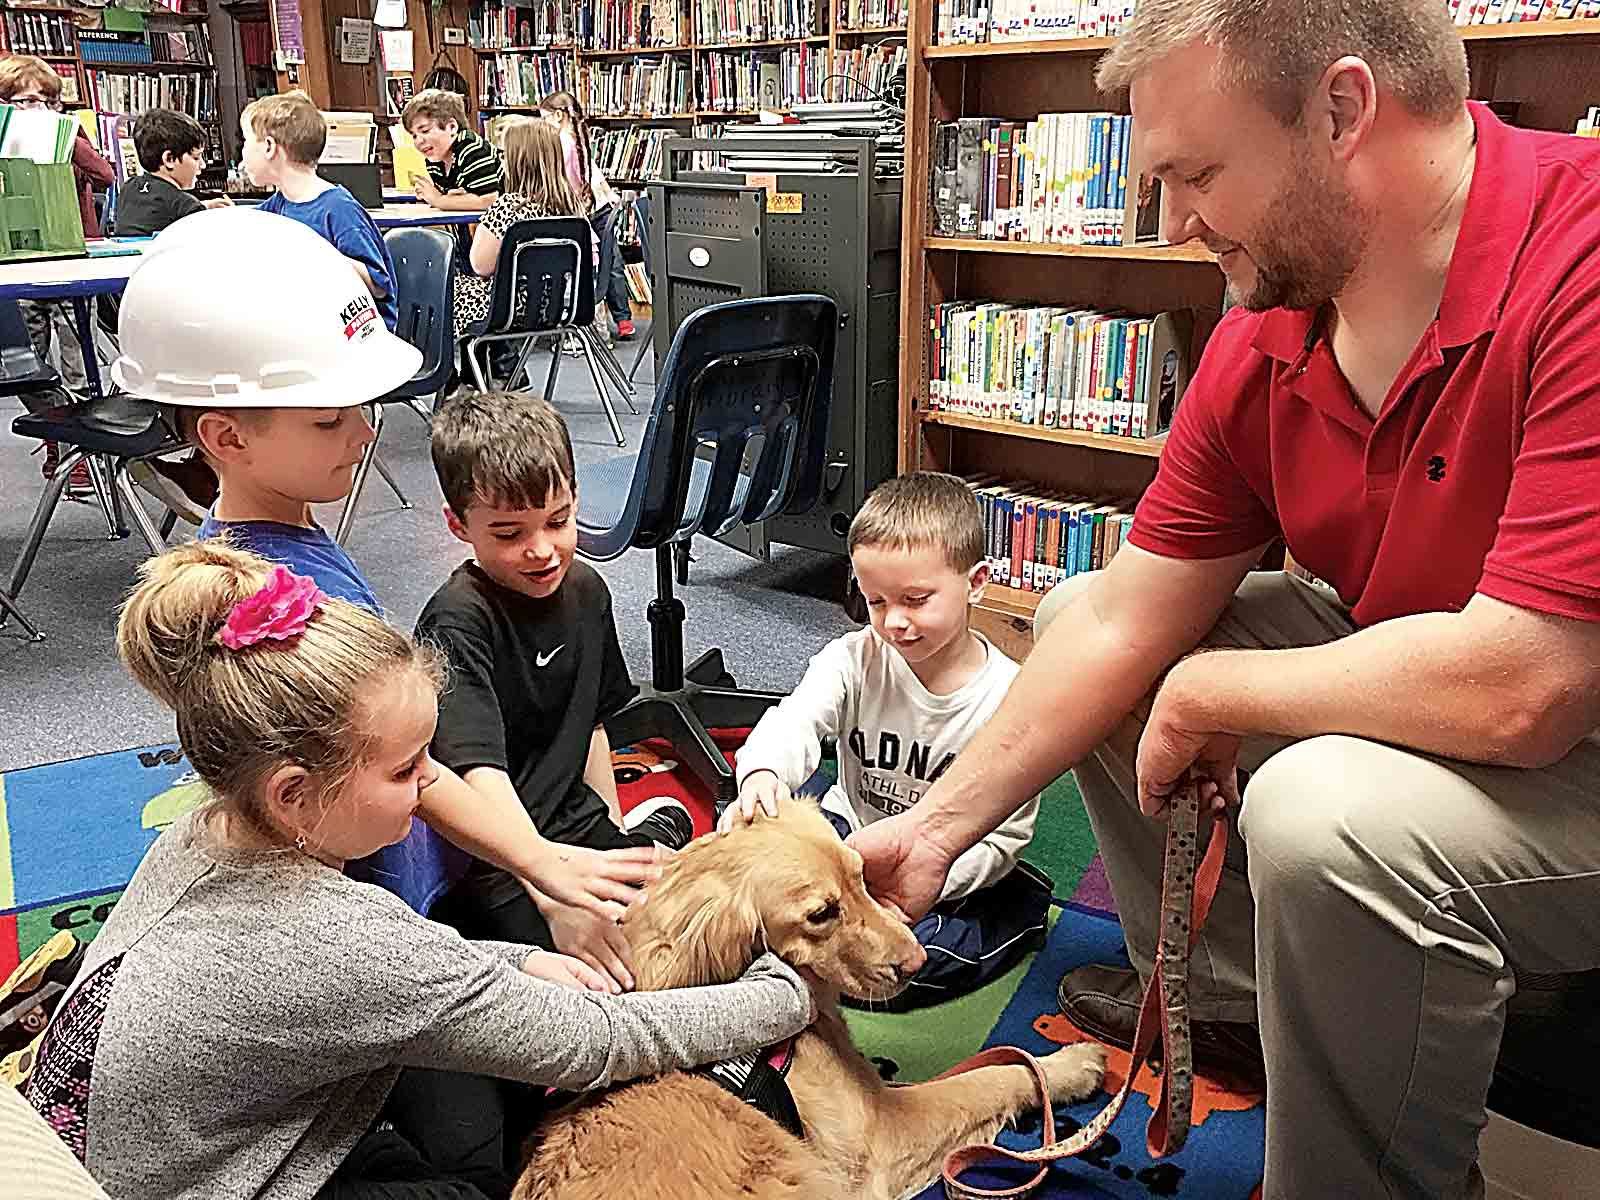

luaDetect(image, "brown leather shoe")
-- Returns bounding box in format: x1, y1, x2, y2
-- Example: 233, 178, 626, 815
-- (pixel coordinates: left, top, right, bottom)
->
1057, 963, 1266, 1086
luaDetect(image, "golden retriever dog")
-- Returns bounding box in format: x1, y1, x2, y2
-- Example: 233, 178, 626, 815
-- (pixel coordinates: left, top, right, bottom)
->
513, 798, 1105, 1200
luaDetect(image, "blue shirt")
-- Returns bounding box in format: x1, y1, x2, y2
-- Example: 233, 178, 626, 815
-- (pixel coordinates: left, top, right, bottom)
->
259, 185, 398, 330
196, 514, 467, 913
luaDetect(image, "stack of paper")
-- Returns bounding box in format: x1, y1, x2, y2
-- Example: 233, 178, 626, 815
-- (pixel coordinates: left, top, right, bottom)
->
0, 103, 79, 164
321, 111, 377, 164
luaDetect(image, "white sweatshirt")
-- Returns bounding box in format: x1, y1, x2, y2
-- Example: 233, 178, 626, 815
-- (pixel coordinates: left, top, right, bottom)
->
736, 628, 1039, 903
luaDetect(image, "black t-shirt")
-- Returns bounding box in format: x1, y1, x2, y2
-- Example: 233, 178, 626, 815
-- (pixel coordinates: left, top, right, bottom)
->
114, 173, 204, 237
417, 558, 635, 852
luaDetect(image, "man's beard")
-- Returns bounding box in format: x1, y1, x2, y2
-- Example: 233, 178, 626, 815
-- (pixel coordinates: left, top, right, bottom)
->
1230, 149, 1368, 312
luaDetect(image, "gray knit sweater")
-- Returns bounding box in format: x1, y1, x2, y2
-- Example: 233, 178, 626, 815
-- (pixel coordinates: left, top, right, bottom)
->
50, 810, 810, 1200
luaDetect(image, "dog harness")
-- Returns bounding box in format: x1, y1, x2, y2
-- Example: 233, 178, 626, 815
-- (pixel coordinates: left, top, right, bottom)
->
940, 779, 1228, 1199
695, 1037, 805, 1140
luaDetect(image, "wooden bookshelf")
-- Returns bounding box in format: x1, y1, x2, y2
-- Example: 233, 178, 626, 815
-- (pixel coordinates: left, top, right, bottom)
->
899, 11, 1600, 639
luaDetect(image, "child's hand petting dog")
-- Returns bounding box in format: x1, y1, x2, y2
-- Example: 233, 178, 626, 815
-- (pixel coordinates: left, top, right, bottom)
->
718, 770, 792, 831
519, 949, 613, 993
537, 897, 638, 994
533, 843, 668, 922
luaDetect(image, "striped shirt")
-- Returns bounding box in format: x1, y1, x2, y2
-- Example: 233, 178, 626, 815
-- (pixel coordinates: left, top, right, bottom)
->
427, 128, 503, 196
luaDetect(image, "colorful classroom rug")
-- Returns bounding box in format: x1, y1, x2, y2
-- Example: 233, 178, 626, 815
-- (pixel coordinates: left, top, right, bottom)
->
0, 738, 1265, 1197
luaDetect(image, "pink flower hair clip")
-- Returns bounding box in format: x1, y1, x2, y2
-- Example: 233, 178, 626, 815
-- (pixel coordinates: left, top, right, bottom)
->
218, 566, 328, 650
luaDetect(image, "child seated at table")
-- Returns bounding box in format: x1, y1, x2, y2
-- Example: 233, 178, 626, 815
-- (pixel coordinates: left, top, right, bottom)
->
402, 87, 502, 215
115, 109, 232, 237
452, 119, 589, 340
240, 90, 397, 330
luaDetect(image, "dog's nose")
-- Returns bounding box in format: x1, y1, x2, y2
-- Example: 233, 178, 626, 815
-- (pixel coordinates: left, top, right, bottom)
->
896, 944, 928, 982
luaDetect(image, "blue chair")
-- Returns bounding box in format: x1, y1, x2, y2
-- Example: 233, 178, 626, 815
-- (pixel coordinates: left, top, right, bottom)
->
336, 226, 456, 545
460, 216, 635, 447
577, 294, 838, 807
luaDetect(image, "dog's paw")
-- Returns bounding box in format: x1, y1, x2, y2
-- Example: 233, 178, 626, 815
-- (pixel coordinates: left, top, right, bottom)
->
1040, 1041, 1106, 1104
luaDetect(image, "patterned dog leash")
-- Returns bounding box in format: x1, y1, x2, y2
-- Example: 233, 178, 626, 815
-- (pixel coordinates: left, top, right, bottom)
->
938, 777, 1230, 1200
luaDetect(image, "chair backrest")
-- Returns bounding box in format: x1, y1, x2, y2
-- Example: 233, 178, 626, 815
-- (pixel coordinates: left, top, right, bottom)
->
481, 215, 595, 336
0, 298, 54, 387
383, 226, 455, 400
603, 295, 837, 555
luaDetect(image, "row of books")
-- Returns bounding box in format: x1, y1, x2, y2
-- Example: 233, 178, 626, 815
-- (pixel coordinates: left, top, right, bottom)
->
469, 0, 575, 49
971, 481, 1137, 594
76, 31, 156, 65
932, 112, 1139, 247
147, 25, 214, 65
933, 0, 1135, 45
584, 56, 694, 115
85, 70, 216, 121
52, 62, 81, 107
929, 301, 1191, 438
837, 0, 906, 28
1449, 1, 1600, 23
582, 0, 689, 49
1, 10, 77, 57
834, 42, 906, 101
478, 51, 575, 108
1577, 106, 1600, 136
691, 0, 825, 44
592, 123, 676, 177
701, 45, 826, 111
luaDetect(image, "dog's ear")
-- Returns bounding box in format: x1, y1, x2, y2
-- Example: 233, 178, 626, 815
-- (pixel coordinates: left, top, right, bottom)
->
630, 850, 763, 990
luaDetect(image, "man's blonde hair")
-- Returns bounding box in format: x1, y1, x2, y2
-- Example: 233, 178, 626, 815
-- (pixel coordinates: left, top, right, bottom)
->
118, 540, 444, 838
402, 88, 468, 133
0, 55, 61, 103
848, 472, 985, 573
241, 90, 326, 166
1096, 0, 1469, 126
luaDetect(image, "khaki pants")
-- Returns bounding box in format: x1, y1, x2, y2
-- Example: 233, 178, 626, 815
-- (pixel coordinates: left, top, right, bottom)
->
20, 300, 87, 396
1036, 571, 1600, 1200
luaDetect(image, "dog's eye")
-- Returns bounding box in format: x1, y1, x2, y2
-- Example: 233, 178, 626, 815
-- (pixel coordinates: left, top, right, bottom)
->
807, 901, 841, 925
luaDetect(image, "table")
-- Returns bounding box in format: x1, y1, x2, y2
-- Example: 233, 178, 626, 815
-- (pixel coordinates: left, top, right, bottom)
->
370, 204, 478, 229
0, 250, 144, 402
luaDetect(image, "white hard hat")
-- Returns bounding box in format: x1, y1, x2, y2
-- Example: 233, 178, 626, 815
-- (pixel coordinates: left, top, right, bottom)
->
111, 208, 421, 408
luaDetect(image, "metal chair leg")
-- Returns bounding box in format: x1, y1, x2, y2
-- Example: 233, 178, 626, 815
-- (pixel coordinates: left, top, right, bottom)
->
542, 338, 563, 405
336, 404, 387, 546
584, 326, 639, 414
9, 452, 79, 600
465, 337, 491, 392
83, 453, 122, 539
0, 585, 44, 641
576, 334, 627, 447
627, 330, 651, 385
372, 454, 410, 508
112, 462, 169, 555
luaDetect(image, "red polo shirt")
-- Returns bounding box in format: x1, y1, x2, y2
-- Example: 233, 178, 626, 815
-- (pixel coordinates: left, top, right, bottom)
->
1131, 102, 1600, 626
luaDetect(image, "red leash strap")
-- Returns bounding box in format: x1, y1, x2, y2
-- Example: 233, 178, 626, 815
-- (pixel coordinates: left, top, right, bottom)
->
939, 780, 1230, 1200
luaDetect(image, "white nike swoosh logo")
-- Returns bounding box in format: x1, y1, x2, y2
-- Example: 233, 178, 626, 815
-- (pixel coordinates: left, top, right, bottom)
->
535, 645, 565, 668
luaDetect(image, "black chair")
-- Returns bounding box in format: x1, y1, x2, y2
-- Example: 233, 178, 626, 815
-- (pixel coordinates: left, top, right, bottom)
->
576, 294, 837, 807
459, 216, 636, 447
336, 226, 456, 545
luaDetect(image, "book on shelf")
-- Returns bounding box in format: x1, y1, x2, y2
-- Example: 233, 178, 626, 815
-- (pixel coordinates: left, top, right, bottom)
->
578, 0, 690, 49
2, 10, 77, 57
625, 259, 651, 304
479, 50, 575, 107
77, 31, 156, 65
584, 55, 694, 115
147, 24, 214, 65
833, 42, 906, 101
928, 300, 1191, 439
592, 122, 678, 178
470, 0, 574, 49
967, 477, 1138, 594
54, 63, 81, 107
692, 0, 825, 45
85, 69, 216, 122
1449, 1, 1600, 25
933, 111, 1153, 248
700, 45, 824, 109
933, 0, 1137, 45
837, 0, 906, 29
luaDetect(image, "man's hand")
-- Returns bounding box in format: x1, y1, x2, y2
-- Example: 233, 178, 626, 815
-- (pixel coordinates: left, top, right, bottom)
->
202, 196, 233, 209
520, 948, 613, 993
412, 173, 443, 205
528, 843, 667, 922
717, 770, 790, 830
1136, 656, 1242, 819
532, 891, 638, 993
846, 813, 953, 924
